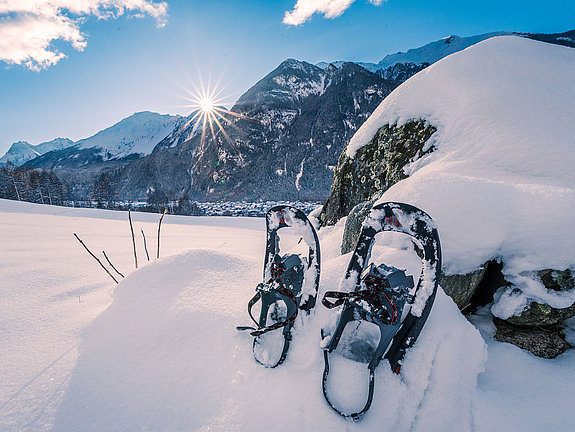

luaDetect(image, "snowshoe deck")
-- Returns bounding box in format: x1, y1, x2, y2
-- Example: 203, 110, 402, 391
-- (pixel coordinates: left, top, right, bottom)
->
237, 205, 321, 368
321, 202, 441, 420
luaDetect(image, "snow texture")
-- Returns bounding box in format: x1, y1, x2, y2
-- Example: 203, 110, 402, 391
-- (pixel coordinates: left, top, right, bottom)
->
1, 199, 575, 431
346, 36, 575, 316
75, 111, 181, 159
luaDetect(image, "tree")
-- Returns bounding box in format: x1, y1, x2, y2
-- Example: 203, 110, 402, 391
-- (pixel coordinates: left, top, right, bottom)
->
146, 183, 169, 213
91, 172, 117, 209
174, 193, 205, 215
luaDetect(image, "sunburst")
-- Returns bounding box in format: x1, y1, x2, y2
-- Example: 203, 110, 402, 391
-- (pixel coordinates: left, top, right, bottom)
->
174, 74, 254, 158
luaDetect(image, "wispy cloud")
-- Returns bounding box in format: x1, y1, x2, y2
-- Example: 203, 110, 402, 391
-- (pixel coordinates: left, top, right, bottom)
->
283, 0, 384, 26
0, 1, 168, 71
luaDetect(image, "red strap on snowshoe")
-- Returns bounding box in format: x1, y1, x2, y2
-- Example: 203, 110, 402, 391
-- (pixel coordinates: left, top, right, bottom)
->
321, 289, 398, 324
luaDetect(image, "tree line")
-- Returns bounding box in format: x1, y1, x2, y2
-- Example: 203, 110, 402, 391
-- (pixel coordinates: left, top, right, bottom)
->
0, 164, 204, 215
0, 162, 68, 205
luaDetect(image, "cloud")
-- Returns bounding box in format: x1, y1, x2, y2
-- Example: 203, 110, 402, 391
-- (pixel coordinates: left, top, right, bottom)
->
0, 1, 168, 71
283, 0, 384, 26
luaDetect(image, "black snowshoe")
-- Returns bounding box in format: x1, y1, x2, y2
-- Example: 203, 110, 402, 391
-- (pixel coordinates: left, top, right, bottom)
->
320, 202, 441, 420
237, 205, 321, 368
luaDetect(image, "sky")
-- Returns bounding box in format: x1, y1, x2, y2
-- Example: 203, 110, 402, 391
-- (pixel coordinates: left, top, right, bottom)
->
0, 0, 573, 156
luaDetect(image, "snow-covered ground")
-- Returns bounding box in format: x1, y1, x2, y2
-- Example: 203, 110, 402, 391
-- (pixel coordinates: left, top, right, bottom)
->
2, 199, 574, 431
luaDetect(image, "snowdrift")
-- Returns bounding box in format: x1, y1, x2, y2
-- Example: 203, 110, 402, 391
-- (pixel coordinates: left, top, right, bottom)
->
347, 36, 575, 317
52, 243, 486, 431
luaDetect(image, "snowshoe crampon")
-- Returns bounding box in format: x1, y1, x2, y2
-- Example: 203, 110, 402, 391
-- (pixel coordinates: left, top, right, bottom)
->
320, 202, 441, 420
237, 205, 321, 368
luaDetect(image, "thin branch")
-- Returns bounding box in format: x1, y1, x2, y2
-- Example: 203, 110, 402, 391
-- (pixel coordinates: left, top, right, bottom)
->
141, 229, 150, 261
128, 209, 138, 269
73, 233, 118, 284
157, 209, 167, 259
103, 250, 125, 278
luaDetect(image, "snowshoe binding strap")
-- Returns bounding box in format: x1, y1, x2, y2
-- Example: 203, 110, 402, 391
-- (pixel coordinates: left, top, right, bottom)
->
320, 202, 441, 420
244, 267, 299, 337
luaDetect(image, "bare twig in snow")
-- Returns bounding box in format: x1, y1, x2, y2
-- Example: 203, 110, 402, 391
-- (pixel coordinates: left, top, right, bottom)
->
157, 209, 167, 259
128, 209, 138, 269
73, 233, 118, 284
103, 250, 125, 278
141, 229, 150, 261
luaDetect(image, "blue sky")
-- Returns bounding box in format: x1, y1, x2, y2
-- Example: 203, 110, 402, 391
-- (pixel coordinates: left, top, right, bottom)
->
0, 0, 573, 156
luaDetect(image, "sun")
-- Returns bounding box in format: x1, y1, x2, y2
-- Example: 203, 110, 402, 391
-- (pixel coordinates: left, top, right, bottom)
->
200, 97, 214, 114
176, 73, 256, 156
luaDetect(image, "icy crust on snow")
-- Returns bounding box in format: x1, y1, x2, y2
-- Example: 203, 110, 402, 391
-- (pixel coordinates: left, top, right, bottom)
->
52, 245, 487, 431
344, 36, 575, 316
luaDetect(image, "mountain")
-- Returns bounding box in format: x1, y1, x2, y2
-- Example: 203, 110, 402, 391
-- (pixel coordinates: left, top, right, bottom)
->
526, 29, 575, 48
0, 138, 74, 167
27, 112, 182, 171
22, 112, 184, 197
375, 32, 513, 69
110, 60, 398, 201
317, 30, 574, 79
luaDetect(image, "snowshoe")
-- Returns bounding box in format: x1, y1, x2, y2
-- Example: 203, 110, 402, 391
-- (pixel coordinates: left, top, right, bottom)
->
320, 202, 441, 420
237, 205, 321, 368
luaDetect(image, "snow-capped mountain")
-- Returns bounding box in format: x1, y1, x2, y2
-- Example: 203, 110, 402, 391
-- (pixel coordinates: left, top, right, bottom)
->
110, 59, 398, 201
75, 111, 181, 160
317, 30, 574, 78
21, 112, 184, 198
375, 32, 512, 69
26, 111, 182, 171
317, 32, 511, 72
0, 138, 74, 167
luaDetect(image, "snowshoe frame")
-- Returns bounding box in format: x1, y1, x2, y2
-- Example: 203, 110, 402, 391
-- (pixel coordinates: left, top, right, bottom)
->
238, 205, 321, 368
321, 202, 441, 420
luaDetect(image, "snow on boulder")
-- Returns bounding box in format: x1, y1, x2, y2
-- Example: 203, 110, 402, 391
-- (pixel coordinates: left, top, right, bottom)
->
343, 36, 575, 318
52, 242, 486, 431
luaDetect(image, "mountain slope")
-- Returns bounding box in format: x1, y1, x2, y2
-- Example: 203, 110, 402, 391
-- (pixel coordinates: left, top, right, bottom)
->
27, 112, 182, 171
0, 138, 74, 167
111, 60, 398, 201
317, 30, 574, 78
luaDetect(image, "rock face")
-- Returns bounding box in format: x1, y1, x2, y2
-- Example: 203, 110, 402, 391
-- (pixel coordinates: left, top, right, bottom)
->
340, 200, 375, 254
440, 266, 489, 311
319, 120, 436, 226
494, 319, 570, 359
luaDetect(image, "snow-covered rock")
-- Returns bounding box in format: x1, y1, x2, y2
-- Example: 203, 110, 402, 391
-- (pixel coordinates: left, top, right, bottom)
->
323, 36, 575, 335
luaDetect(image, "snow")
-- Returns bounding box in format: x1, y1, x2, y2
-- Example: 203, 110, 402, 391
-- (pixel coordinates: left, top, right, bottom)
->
2, 198, 575, 431
345, 36, 575, 317
295, 158, 305, 191
375, 32, 512, 69
0, 138, 74, 166
75, 111, 181, 160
